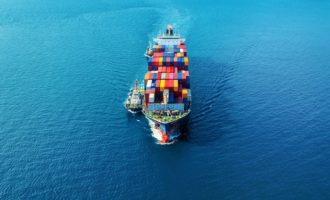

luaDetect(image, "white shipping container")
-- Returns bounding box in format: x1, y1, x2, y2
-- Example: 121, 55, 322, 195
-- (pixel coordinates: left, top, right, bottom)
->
147, 80, 152, 88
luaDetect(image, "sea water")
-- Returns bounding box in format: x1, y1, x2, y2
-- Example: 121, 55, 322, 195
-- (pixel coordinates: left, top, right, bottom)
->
1, 0, 330, 199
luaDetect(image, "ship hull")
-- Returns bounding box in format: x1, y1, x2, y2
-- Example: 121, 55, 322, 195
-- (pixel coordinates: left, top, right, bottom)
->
145, 112, 190, 143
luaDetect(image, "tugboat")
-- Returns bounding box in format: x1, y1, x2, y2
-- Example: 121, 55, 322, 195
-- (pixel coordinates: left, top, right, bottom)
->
125, 80, 144, 114
144, 47, 153, 58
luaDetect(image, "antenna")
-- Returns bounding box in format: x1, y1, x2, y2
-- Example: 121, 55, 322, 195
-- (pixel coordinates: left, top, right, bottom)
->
166, 24, 173, 36
135, 80, 139, 92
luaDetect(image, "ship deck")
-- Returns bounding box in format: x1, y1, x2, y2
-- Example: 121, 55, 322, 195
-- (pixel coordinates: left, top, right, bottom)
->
143, 109, 190, 124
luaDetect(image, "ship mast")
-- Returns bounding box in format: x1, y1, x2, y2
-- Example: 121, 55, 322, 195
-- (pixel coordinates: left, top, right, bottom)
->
135, 80, 139, 92
166, 24, 174, 36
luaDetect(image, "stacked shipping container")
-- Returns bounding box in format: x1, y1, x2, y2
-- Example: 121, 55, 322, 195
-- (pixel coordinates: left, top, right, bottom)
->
144, 44, 191, 110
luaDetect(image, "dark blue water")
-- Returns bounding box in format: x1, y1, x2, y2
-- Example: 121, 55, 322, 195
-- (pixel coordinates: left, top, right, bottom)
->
1, 0, 330, 199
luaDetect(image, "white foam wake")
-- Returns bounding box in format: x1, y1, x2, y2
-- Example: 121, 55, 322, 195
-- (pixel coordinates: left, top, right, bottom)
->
147, 120, 175, 145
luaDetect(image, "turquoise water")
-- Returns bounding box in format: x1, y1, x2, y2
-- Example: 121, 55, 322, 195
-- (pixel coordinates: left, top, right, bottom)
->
1, 0, 330, 199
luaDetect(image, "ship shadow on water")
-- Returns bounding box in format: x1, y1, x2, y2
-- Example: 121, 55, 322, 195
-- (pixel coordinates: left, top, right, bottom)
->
177, 122, 190, 142
185, 56, 238, 145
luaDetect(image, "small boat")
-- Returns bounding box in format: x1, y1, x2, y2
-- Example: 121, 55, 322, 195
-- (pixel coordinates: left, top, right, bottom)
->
125, 80, 144, 114
144, 47, 153, 58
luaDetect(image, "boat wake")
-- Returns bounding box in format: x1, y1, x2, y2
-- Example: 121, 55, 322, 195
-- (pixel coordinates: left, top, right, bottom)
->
148, 120, 176, 145
149, 7, 192, 41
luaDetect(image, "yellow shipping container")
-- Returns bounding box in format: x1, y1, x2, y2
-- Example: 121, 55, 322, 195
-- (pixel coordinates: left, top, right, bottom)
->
160, 80, 165, 91
184, 57, 189, 66
174, 80, 178, 92
176, 53, 182, 57
159, 57, 163, 66
182, 89, 188, 98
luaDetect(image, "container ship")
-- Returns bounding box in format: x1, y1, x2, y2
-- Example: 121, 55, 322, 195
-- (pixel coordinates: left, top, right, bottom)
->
142, 25, 191, 143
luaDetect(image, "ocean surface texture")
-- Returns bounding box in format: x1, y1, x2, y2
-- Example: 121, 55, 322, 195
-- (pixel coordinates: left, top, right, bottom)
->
1, 0, 330, 199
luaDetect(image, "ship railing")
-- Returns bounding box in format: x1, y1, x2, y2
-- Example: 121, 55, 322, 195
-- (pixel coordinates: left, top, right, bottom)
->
158, 33, 180, 37
145, 109, 189, 123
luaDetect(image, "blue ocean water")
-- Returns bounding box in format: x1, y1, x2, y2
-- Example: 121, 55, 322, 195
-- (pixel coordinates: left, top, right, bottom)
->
1, 0, 330, 199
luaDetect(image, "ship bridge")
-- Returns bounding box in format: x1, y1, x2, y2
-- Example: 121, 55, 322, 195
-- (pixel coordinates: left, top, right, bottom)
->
153, 24, 185, 46
154, 36, 185, 46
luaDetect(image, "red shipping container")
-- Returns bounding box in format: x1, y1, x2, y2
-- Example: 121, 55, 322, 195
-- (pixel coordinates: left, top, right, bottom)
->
182, 72, 186, 80
168, 80, 174, 88
151, 57, 155, 66
166, 57, 171, 66
154, 52, 164, 57
174, 73, 178, 80
166, 67, 170, 73
157, 72, 162, 80
166, 73, 170, 79
152, 57, 159, 66
177, 44, 186, 49
164, 80, 168, 89
145, 93, 149, 102
156, 80, 160, 88
183, 70, 189, 77
170, 80, 173, 89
